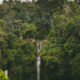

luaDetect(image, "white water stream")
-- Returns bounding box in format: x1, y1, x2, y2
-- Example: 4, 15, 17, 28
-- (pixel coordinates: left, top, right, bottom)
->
37, 42, 41, 80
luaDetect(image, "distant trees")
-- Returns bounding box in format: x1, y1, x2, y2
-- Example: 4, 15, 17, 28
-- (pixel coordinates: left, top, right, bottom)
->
21, 23, 37, 39
0, 1, 80, 80
3, 0, 7, 2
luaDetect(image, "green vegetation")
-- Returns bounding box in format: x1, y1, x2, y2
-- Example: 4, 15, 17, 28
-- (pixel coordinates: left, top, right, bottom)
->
0, 69, 9, 80
0, 0, 80, 80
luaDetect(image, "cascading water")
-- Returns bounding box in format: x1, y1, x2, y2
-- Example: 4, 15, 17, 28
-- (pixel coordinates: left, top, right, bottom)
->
37, 42, 41, 80
5, 70, 8, 77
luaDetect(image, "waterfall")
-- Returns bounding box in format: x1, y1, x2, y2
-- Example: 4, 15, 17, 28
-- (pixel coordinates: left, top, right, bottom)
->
5, 70, 8, 77
37, 42, 41, 80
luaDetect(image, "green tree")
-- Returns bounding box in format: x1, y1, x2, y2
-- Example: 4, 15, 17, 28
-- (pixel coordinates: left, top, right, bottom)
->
21, 23, 37, 39
0, 69, 9, 80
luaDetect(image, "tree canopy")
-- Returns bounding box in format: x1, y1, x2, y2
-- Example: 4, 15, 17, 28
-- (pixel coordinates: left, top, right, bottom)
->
0, 0, 80, 80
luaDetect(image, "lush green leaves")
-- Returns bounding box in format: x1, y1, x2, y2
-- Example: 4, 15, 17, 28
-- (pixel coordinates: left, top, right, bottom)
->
0, 1, 80, 80
0, 69, 9, 80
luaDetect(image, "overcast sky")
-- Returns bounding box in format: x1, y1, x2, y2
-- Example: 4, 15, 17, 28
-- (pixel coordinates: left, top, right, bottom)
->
0, 0, 2, 4
0, 0, 33, 4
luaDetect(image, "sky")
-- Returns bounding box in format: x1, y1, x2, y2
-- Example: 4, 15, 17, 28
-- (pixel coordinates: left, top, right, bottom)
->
0, 0, 2, 4
0, 0, 33, 4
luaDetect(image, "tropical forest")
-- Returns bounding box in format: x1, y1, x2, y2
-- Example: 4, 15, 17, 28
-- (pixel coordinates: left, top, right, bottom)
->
0, 0, 80, 80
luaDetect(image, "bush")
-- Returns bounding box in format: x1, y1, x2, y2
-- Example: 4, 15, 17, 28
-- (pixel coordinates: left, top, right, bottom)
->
0, 69, 9, 80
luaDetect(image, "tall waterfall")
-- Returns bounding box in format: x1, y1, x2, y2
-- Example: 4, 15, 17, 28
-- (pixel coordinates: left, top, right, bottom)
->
5, 70, 8, 77
37, 42, 41, 80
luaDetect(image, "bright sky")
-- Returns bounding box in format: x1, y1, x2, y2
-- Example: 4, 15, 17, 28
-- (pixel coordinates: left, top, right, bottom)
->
0, 0, 33, 4
0, 0, 2, 4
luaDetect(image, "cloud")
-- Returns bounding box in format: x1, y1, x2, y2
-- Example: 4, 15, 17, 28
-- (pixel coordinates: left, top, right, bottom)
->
0, 0, 37, 4
0, 0, 2, 4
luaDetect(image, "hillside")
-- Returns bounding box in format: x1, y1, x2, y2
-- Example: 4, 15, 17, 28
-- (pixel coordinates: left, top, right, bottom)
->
0, 0, 80, 80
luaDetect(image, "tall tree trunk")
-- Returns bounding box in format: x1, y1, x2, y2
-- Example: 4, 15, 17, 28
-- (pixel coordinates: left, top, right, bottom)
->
32, 0, 36, 3
18, 0, 21, 2
20, 69, 22, 80
49, 13, 54, 28
0, 47, 2, 59
79, 32, 80, 36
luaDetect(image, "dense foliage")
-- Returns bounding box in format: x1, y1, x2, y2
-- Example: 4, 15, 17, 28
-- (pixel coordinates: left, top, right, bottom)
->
0, 69, 9, 80
0, 0, 80, 80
